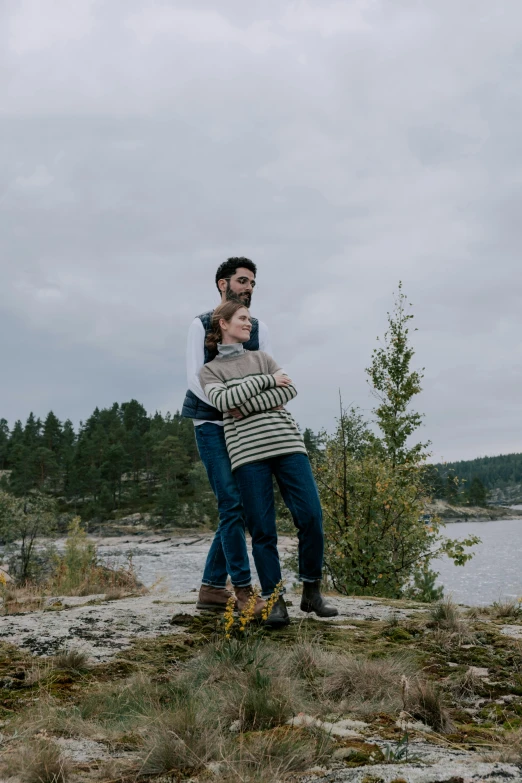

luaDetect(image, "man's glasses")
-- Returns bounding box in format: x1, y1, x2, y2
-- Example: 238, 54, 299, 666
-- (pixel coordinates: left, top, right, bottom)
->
224, 276, 256, 289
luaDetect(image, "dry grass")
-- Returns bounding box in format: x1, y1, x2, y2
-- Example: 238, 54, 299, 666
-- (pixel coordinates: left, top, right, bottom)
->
322, 653, 418, 714
103, 586, 127, 601
428, 627, 473, 652
49, 562, 143, 598
0, 567, 142, 617
383, 611, 401, 629
137, 650, 322, 776
77, 672, 165, 728
11, 671, 195, 747
482, 730, 522, 764
3, 739, 70, 783
184, 637, 269, 687
207, 658, 302, 733
407, 679, 454, 733
280, 639, 337, 683
221, 726, 333, 782
12, 698, 112, 745
427, 598, 475, 649
488, 598, 522, 620
0, 584, 45, 615
448, 667, 484, 700
140, 704, 220, 775
52, 649, 91, 674
429, 597, 463, 631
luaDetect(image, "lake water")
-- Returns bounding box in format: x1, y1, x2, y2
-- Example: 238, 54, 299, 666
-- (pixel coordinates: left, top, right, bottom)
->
435, 516, 522, 605
5, 516, 522, 607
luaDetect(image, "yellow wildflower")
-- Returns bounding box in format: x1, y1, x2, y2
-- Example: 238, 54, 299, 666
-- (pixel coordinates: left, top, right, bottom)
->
238, 587, 258, 634
223, 594, 236, 640
261, 580, 284, 622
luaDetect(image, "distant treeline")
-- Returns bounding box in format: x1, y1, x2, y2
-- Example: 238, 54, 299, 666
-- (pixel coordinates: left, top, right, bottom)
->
2, 402, 518, 521
428, 452, 522, 506
0, 402, 218, 526
434, 453, 522, 490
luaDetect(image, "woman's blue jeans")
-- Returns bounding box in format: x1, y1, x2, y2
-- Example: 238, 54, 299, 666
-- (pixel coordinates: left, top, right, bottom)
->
235, 453, 324, 598
195, 423, 252, 588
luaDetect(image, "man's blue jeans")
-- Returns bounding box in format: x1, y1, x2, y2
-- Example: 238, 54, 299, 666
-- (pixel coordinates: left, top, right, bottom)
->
234, 452, 324, 598
195, 423, 251, 589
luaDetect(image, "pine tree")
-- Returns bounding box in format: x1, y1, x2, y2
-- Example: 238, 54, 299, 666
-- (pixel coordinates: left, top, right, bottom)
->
121, 400, 149, 485
0, 419, 9, 471
42, 411, 63, 453
7, 421, 24, 468
9, 416, 40, 495
61, 419, 77, 499
100, 443, 129, 508
366, 282, 428, 466
303, 428, 320, 456
467, 476, 488, 507
153, 434, 191, 523
24, 413, 42, 446
444, 472, 459, 504
34, 446, 58, 490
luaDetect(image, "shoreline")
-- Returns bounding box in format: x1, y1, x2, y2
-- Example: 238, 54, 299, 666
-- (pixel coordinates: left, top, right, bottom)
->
426, 499, 521, 523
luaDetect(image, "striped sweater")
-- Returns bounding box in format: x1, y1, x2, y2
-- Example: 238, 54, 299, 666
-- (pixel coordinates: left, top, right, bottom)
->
199, 348, 307, 471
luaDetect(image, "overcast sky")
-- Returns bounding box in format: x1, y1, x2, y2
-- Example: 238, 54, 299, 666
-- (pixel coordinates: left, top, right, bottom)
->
1, 0, 521, 462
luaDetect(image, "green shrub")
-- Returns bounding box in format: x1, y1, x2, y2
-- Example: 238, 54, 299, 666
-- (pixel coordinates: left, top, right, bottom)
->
315, 287, 479, 598
48, 517, 140, 596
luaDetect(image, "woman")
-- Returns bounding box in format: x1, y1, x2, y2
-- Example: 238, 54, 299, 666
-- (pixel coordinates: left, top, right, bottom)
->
200, 300, 338, 627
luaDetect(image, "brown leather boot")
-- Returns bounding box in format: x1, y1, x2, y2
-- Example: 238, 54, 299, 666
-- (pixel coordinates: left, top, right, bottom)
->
196, 585, 237, 613
234, 585, 266, 619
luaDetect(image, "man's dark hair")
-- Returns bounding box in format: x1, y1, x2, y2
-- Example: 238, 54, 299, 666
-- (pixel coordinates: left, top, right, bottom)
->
215, 257, 257, 291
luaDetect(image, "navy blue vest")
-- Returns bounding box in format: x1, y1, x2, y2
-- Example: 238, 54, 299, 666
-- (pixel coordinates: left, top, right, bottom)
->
181, 311, 260, 421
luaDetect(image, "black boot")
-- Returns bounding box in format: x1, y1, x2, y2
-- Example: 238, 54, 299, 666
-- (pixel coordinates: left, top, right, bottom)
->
264, 596, 290, 629
301, 581, 339, 618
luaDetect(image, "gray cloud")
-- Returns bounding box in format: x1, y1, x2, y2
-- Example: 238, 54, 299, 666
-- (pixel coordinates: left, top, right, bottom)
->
1, 0, 522, 461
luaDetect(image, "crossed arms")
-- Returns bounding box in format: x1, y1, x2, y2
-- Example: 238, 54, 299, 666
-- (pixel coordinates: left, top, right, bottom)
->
204, 372, 297, 419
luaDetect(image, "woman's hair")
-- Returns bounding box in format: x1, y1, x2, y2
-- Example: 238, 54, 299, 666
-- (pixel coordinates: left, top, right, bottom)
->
205, 300, 249, 354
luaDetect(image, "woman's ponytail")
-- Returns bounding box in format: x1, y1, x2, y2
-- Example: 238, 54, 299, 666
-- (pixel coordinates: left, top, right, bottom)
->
205, 325, 221, 353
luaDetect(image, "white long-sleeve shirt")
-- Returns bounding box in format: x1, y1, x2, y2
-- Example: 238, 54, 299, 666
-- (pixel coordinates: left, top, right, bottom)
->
186, 315, 272, 427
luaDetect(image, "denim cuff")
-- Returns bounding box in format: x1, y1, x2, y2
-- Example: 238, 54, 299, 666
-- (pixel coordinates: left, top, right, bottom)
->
231, 580, 252, 588
299, 575, 322, 583
201, 582, 228, 589
261, 586, 287, 599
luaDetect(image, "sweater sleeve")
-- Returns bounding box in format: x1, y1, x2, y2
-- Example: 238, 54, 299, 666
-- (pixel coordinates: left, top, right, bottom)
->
237, 380, 297, 416
200, 372, 278, 413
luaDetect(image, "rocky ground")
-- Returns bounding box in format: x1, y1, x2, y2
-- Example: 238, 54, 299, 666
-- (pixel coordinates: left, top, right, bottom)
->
1, 588, 522, 782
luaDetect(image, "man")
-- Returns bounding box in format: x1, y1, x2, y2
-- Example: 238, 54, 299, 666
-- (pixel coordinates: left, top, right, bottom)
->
181, 257, 272, 612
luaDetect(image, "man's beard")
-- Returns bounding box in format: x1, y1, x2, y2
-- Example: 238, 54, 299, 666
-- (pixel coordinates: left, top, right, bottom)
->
226, 283, 252, 307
